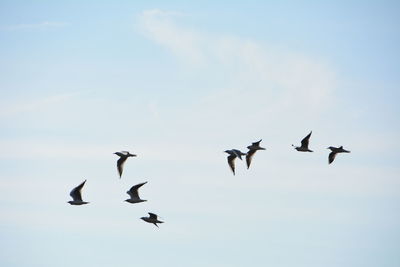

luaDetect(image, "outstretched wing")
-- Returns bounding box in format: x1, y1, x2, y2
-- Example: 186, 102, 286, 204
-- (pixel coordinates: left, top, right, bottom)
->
227, 155, 236, 175
246, 150, 256, 169
117, 156, 127, 178
328, 152, 337, 164
252, 139, 262, 147
70, 180, 86, 201
148, 212, 158, 219
127, 182, 147, 199
301, 131, 312, 148
232, 149, 244, 160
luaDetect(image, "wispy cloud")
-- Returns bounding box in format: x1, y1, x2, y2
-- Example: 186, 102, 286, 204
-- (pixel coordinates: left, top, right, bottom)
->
0, 92, 79, 118
137, 9, 335, 118
0, 21, 68, 31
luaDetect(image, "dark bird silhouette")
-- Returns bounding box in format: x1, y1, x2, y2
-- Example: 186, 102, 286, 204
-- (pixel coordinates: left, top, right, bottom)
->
114, 151, 136, 178
292, 131, 313, 152
141, 212, 164, 228
68, 180, 89, 205
246, 139, 266, 169
224, 149, 246, 175
125, 182, 147, 204
327, 146, 350, 164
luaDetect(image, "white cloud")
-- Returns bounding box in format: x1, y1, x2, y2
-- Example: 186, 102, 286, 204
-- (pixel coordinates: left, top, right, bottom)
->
138, 9, 336, 115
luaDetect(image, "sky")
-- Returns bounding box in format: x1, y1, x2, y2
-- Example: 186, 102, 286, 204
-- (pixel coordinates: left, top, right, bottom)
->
0, 1, 399, 266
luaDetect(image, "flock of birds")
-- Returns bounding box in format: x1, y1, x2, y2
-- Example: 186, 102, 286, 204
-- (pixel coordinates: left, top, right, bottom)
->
68, 151, 164, 228
67, 131, 350, 228
224, 131, 350, 175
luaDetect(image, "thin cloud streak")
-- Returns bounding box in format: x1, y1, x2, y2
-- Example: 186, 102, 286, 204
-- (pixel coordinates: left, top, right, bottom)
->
0, 92, 80, 118
0, 21, 68, 31
137, 9, 336, 131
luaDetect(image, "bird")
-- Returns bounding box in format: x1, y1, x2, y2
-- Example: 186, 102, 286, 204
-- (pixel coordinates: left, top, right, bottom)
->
141, 212, 164, 228
68, 180, 89, 205
327, 146, 350, 164
224, 149, 247, 175
292, 131, 313, 152
125, 182, 147, 204
246, 139, 266, 169
231, 149, 247, 160
114, 151, 137, 178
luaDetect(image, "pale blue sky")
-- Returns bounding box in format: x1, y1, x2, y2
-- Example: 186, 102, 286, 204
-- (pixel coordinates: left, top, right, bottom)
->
0, 1, 399, 267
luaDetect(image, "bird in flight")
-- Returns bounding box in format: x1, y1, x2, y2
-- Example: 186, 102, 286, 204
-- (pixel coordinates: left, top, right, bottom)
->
68, 180, 89, 205
327, 146, 350, 164
224, 149, 246, 175
141, 212, 164, 228
125, 182, 148, 204
246, 139, 266, 169
114, 151, 136, 178
292, 131, 313, 152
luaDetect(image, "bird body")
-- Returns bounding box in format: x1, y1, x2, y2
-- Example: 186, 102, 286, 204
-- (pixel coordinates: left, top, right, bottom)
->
68, 180, 89, 205
224, 149, 246, 175
125, 182, 147, 204
246, 139, 266, 169
141, 212, 164, 227
231, 149, 247, 160
114, 151, 137, 178
292, 131, 313, 152
327, 146, 350, 164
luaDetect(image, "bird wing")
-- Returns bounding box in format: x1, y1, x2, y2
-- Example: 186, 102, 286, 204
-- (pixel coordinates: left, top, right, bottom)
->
301, 131, 312, 148
127, 182, 147, 199
117, 156, 127, 178
252, 139, 262, 147
340, 147, 351, 153
227, 154, 236, 175
232, 149, 244, 160
148, 213, 158, 219
328, 151, 337, 164
70, 180, 86, 201
246, 150, 256, 169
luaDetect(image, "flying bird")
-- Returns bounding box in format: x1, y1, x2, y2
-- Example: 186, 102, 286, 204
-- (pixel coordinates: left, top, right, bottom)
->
114, 151, 137, 178
231, 149, 247, 160
125, 182, 147, 204
246, 139, 266, 169
327, 146, 350, 164
68, 180, 89, 205
141, 212, 164, 228
292, 131, 313, 152
224, 149, 246, 175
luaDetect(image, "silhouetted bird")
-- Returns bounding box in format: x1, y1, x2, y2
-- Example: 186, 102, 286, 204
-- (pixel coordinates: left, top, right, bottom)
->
327, 146, 350, 164
125, 182, 147, 204
141, 212, 164, 228
292, 131, 313, 152
68, 180, 89, 205
114, 151, 136, 178
246, 139, 266, 169
224, 149, 246, 175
